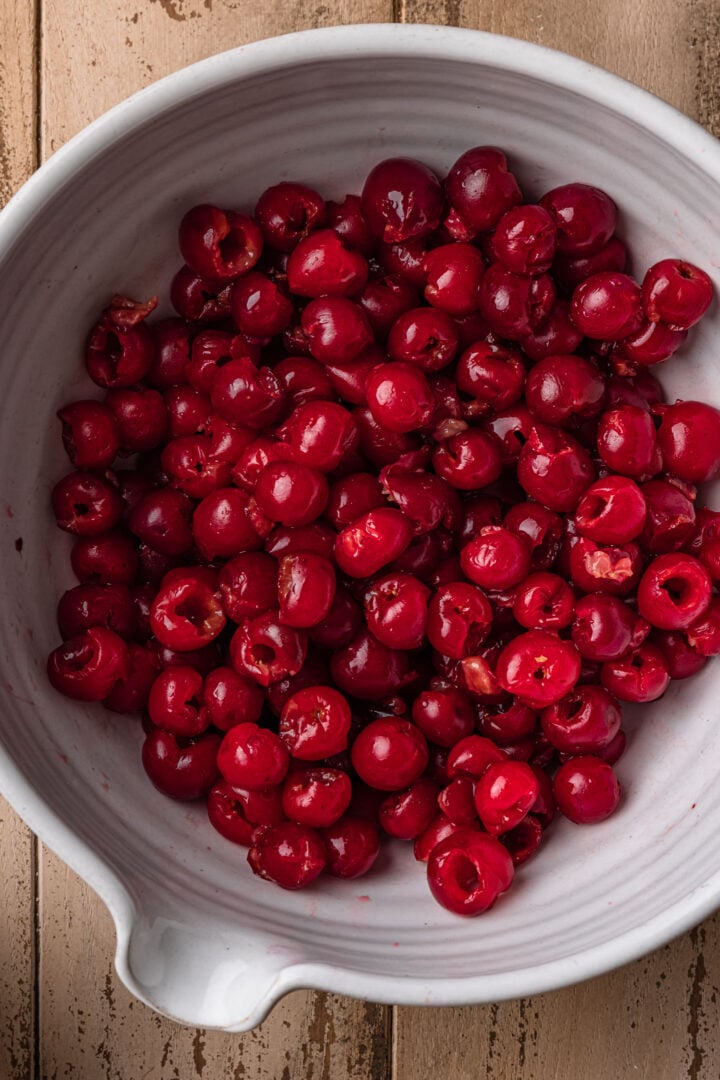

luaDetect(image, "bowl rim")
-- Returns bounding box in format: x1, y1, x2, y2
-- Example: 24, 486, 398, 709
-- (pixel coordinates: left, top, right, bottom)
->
3, 21, 720, 1029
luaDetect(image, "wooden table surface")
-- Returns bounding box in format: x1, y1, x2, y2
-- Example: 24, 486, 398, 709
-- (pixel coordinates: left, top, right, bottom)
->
2, 2, 720, 1077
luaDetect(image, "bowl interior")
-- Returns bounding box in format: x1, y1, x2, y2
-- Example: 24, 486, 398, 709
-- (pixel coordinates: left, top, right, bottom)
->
1, 30, 720, 1026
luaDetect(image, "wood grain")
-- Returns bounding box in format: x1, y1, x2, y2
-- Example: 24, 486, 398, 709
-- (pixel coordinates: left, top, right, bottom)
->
38, 8, 392, 1078
1, 0, 718, 1077
392, 2, 720, 1078
0, 2, 37, 1079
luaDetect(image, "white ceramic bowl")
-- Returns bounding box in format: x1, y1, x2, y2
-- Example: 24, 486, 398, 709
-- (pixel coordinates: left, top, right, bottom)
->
2, 23, 720, 1031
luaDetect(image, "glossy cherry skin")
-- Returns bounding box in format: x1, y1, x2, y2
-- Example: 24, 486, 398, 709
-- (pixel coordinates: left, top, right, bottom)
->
58, 400, 120, 469
446, 147, 522, 232
426, 582, 493, 659
437, 777, 479, 826
322, 817, 381, 878
426, 828, 514, 915
265, 522, 336, 561
570, 271, 643, 340
254, 181, 326, 251
600, 641, 670, 702
653, 630, 707, 679
686, 507, 720, 580
553, 235, 628, 291
446, 735, 506, 781
460, 526, 531, 591
365, 361, 435, 433
364, 572, 430, 650
540, 183, 617, 255
274, 356, 334, 409
517, 424, 595, 512
432, 429, 503, 491
217, 722, 289, 790
254, 461, 329, 527
361, 157, 444, 242
512, 572, 575, 630
248, 823, 327, 890
179, 204, 262, 280
230, 611, 307, 687
279, 685, 351, 760
280, 400, 359, 471
637, 553, 712, 630
614, 320, 687, 368
500, 814, 544, 867
57, 583, 136, 642
335, 508, 414, 578
525, 354, 605, 427
541, 685, 622, 755
596, 406, 660, 479
164, 386, 211, 438
147, 318, 191, 389
503, 502, 564, 571
150, 573, 226, 652
211, 357, 287, 430
657, 400, 720, 484
326, 193, 375, 255
308, 586, 363, 650
217, 552, 278, 621
686, 597, 720, 656
639, 479, 695, 554
411, 687, 475, 748
169, 266, 232, 322
491, 203, 557, 275
207, 782, 255, 846
52, 471, 124, 536
520, 300, 583, 362
147, 665, 207, 737
379, 778, 440, 839
142, 730, 220, 801
479, 264, 556, 340
553, 755, 621, 824
574, 475, 647, 544
642, 258, 713, 329
85, 295, 156, 388
474, 761, 540, 835
326, 472, 384, 530
192, 487, 263, 560
129, 490, 195, 561
571, 593, 648, 661
567, 536, 644, 597
70, 529, 138, 586
281, 768, 352, 829
277, 552, 336, 628
423, 243, 485, 315
330, 629, 414, 700
230, 271, 293, 337
456, 341, 525, 414
497, 630, 581, 707
201, 666, 264, 730
351, 717, 429, 791
286, 229, 368, 298
357, 274, 419, 339
47, 626, 128, 701
104, 643, 159, 714
387, 306, 459, 372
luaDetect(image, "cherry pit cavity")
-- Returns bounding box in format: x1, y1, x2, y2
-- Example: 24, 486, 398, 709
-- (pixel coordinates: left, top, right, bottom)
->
47, 148, 719, 917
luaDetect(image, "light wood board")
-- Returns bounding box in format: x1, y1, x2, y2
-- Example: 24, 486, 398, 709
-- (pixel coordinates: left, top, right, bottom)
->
1, 0, 720, 1076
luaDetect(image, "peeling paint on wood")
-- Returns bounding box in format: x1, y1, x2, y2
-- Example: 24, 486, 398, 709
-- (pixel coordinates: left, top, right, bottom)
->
2, 0, 720, 1077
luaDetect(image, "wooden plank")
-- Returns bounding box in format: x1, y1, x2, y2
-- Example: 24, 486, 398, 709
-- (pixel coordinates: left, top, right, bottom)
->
38, 6, 393, 1077
40, 853, 390, 1080
0, 2, 37, 1079
393, 1, 720, 1076
393, 915, 720, 1080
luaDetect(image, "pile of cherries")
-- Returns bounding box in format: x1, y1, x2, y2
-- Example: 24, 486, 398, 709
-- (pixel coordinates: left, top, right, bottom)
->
47, 147, 720, 916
